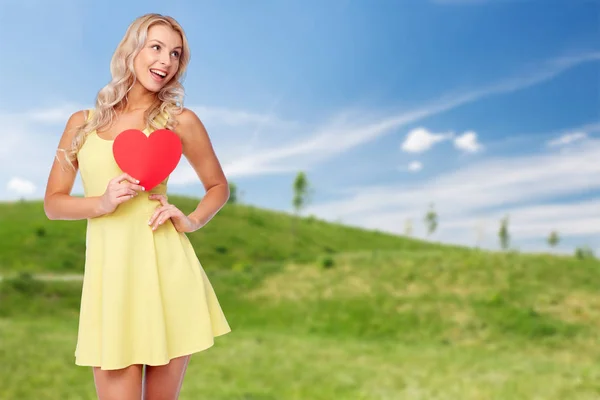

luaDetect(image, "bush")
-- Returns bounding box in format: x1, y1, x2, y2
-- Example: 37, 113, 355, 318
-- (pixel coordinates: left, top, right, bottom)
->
6, 271, 45, 295
232, 261, 252, 272
319, 255, 334, 269
215, 245, 228, 254
575, 246, 595, 260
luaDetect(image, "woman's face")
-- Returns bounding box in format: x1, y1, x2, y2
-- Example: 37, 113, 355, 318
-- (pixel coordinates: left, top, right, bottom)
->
133, 24, 183, 92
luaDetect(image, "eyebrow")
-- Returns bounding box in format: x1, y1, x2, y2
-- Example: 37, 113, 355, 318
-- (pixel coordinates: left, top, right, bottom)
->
149, 39, 182, 50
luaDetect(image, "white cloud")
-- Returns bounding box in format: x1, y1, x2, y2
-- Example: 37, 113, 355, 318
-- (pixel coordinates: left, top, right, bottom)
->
547, 131, 588, 147
26, 103, 86, 124
454, 130, 483, 153
408, 161, 423, 172
183, 50, 599, 181
189, 105, 295, 129
304, 136, 600, 251
401, 127, 453, 153
7, 177, 36, 196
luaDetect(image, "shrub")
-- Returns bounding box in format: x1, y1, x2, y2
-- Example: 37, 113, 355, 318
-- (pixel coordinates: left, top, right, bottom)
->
319, 255, 334, 269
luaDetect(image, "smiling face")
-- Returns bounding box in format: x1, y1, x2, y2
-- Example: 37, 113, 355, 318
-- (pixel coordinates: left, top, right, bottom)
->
133, 23, 183, 92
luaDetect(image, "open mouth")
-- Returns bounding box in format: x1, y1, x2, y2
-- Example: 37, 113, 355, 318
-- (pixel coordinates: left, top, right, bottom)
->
149, 68, 167, 81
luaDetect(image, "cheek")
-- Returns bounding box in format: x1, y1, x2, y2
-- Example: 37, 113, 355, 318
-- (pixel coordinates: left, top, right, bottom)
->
133, 50, 151, 70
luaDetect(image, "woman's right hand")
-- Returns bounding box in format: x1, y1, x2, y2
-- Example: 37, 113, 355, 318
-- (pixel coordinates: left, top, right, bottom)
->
98, 173, 145, 215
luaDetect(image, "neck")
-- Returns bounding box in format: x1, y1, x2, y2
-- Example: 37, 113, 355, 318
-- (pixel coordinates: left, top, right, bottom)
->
119, 81, 156, 113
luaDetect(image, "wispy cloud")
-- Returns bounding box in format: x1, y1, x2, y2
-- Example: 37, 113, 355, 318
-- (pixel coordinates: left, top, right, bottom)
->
7, 177, 36, 197
547, 131, 589, 147
189, 105, 295, 130
304, 134, 600, 250
408, 161, 423, 172
453, 131, 483, 153
400, 127, 453, 153
170, 50, 600, 182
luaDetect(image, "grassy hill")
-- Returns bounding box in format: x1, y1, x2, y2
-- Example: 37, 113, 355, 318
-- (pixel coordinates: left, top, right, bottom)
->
0, 195, 440, 276
1, 197, 600, 399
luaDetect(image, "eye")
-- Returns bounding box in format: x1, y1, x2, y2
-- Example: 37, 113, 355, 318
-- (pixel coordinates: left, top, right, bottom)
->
171, 50, 180, 58
151, 44, 160, 51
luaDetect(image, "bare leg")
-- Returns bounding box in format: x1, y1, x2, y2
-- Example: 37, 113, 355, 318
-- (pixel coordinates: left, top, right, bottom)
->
142, 354, 191, 400
92, 364, 143, 400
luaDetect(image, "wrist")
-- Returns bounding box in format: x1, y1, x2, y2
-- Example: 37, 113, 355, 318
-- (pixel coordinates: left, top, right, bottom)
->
188, 212, 204, 231
93, 196, 108, 218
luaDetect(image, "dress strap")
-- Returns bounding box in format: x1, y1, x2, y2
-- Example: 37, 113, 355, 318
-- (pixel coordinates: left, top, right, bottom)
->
85, 108, 94, 122
155, 110, 169, 128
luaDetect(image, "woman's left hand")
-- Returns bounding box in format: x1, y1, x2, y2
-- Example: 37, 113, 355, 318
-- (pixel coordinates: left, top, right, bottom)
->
148, 194, 198, 233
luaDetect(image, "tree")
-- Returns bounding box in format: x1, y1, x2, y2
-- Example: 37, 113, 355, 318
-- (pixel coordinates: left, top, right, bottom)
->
475, 220, 485, 249
291, 172, 312, 238
227, 182, 238, 204
547, 230, 559, 249
424, 203, 438, 236
404, 218, 413, 237
498, 214, 510, 250
292, 172, 311, 216
575, 245, 595, 260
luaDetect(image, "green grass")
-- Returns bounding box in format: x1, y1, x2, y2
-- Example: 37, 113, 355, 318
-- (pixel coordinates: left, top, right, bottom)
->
0, 197, 439, 275
1, 198, 600, 399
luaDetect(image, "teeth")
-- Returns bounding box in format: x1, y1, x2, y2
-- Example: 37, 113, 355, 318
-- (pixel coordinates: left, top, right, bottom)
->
150, 69, 166, 77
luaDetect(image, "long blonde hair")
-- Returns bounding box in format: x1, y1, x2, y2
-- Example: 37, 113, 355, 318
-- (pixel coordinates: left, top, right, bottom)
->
61, 13, 190, 169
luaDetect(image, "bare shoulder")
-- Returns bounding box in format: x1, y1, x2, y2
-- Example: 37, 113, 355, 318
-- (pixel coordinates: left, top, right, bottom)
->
172, 108, 208, 140
67, 109, 88, 127
169, 107, 225, 189
61, 109, 88, 139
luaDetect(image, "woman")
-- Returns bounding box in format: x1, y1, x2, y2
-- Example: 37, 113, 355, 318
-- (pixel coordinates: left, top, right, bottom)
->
43, 13, 232, 399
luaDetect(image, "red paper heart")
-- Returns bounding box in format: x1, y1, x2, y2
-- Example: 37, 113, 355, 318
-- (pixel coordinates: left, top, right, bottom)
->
112, 128, 182, 191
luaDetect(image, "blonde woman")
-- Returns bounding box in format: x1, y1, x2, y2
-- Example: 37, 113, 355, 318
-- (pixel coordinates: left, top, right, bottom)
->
43, 13, 231, 399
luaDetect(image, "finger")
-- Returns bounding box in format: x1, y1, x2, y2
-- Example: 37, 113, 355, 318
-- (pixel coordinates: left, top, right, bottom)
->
116, 187, 137, 197
121, 182, 146, 192
116, 193, 135, 203
112, 173, 139, 185
152, 209, 171, 230
155, 208, 179, 230
149, 194, 168, 205
148, 205, 169, 226
156, 207, 184, 228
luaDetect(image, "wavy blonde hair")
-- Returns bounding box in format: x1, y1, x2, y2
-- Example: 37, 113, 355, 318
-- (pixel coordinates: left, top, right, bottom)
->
61, 13, 190, 169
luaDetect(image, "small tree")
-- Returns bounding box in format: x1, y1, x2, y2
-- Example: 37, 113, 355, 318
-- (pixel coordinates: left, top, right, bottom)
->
575, 246, 595, 260
227, 182, 238, 204
424, 203, 438, 236
475, 220, 485, 249
291, 172, 312, 238
547, 230, 559, 249
292, 172, 310, 216
404, 218, 413, 237
498, 215, 510, 250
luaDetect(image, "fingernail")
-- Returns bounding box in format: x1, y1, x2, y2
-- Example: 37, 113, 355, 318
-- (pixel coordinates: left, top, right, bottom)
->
136, 180, 140, 183
142, 187, 145, 191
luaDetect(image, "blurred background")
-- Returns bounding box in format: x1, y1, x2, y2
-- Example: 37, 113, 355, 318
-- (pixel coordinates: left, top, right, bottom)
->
1, 0, 599, 399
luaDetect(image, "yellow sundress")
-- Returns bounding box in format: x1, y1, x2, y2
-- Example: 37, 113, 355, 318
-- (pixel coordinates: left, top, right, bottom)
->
73, 108, 231, 370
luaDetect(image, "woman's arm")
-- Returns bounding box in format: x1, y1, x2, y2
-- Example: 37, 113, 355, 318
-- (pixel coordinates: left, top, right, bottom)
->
175, 108, 230, 230
43, 110, 106, 220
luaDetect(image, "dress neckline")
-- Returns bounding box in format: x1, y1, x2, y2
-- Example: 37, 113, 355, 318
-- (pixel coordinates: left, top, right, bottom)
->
93, 127, 151, 143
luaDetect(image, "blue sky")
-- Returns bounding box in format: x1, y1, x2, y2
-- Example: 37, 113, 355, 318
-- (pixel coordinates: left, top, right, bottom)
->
0, 0, 598, 254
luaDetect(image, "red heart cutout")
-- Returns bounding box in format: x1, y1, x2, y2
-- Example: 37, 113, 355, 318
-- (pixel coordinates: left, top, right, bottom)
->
112, 128, 182, 191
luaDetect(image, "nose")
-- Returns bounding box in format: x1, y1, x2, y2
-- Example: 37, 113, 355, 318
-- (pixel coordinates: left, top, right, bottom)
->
160, 53, 172, 67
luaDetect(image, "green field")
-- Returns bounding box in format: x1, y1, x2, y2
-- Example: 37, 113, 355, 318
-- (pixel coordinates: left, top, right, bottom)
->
1, 197, 599, 399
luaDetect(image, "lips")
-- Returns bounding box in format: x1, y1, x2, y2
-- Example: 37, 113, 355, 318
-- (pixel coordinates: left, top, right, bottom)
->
149, 68, 167, 81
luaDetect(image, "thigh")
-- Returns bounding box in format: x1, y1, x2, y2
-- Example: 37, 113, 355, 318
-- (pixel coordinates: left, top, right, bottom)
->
143, 354, 191, 400
92, 364, 143, 400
